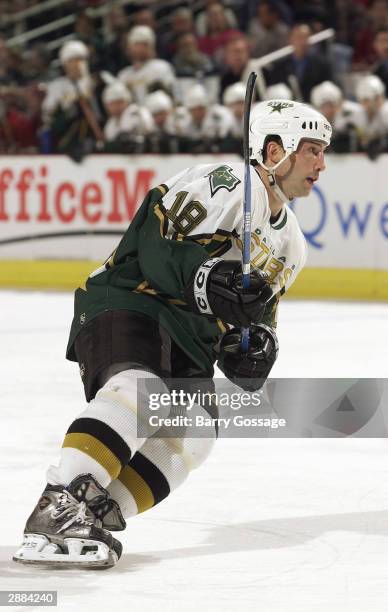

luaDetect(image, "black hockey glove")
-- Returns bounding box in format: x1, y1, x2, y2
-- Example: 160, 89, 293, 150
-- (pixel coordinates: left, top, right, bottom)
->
184, 258, 272, 327
217, 324, 279, 392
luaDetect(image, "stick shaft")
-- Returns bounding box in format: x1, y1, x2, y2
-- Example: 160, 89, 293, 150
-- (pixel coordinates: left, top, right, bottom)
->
241, 71, 257, 352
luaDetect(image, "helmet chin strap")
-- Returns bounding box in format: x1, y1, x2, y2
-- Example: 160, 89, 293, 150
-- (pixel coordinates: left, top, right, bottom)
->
259, 151, 293, 204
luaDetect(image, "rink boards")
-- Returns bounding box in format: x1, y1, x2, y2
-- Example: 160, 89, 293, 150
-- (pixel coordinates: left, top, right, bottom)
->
0, 153, 387, 300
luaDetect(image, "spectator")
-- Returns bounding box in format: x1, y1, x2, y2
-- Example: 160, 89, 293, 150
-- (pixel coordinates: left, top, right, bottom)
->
118, 26, 177, 104
22, 44, 55, 83
373, 28, 388, 92
198, 3, 242, 63
42, 40, 103, 160
352, 0, 388, 68
158, 7, 195, 61
129, 8, 156, 30
266, 24, 333, 102
195, 0, 239, 36
74, 10, 105, 71
173, 33, 216, 77
335, 0, 366, 48
248, 1, 290, 58
180, 83, 235, 152
7, 47, 26, 85
103, 80, 153, 153
310, 80, 363, 152
355, 74, 388, 158
0, 38, 25, 86
0, 38, 12, 87
103, 4, 129, 73
103, 3, 129, 44
0, 84, 42, 153
293, 2, 331, 33
220, 35, 251, 97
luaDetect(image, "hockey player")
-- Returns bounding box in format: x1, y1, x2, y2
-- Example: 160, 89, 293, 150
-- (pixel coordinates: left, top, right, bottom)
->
118, 25, 177, 104
102, 81, 153, 153
13, 99, 331, 569
223, 81, 245, 139
355, 74, 388, 157
144, 89, 187, 153
42, 40, 103, 159
310, 81, 363, 153
180, 83, 235, 152
263, 83, 293, 101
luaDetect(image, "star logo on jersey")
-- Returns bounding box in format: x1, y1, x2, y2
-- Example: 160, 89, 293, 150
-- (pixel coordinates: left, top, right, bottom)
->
268, 101, 293, 114
206, 165, 241, 197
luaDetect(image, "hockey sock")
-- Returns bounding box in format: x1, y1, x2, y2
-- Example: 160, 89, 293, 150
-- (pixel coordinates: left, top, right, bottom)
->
47, 369, 168, 488
107, 426, 217, 518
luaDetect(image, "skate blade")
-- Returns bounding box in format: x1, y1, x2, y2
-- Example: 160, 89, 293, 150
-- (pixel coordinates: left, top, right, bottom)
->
13, 535, 118, 569
13, 554, 117, 569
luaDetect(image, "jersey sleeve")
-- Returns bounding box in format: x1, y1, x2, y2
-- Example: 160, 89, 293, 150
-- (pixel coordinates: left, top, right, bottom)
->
42, 83, 62, 118
137, 199, 208, 300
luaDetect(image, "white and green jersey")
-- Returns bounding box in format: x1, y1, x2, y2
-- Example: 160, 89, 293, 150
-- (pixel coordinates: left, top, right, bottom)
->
118, 59, 177, 105
67, 161, 307, 374
161, 161, 307, 297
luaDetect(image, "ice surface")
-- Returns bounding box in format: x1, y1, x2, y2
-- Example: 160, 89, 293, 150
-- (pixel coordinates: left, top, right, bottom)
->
1, 291, 388, 612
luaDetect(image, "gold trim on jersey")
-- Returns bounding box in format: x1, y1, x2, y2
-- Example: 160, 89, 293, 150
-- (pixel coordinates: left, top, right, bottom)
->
196, 234, 231, 244
156, 183, 169, 196
134, 279, 186, 306
154, 203, 167, 237
105, 248, 117, 270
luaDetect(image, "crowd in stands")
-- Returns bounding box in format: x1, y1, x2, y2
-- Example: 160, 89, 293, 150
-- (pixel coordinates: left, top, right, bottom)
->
2, 0, 388, 159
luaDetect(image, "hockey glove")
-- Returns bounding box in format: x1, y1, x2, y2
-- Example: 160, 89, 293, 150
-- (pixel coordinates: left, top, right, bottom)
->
217, 324, 279, 392
184, 258, 272, 327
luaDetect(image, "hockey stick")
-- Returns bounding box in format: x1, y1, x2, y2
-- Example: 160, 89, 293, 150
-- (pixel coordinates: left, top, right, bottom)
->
241, 71, 257, 352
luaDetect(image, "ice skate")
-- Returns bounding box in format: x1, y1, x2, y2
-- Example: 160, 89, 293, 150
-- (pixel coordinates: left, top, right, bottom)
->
13, 474, 123, 569
64, 473, 126, 532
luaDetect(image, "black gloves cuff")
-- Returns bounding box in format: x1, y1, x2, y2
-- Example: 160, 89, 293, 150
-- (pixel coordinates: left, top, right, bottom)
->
186, 257, 223, 315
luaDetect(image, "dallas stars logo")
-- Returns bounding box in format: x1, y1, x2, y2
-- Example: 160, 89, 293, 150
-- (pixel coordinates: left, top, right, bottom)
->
206, 165, 241, 197
267, 101, 293, 113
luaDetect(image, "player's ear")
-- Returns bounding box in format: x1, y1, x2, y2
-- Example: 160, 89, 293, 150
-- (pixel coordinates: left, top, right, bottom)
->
266, 140, 285, 165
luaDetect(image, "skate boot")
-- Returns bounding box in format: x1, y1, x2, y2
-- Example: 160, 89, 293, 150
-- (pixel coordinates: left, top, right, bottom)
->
13, 474, 123, 569
68, 474, 126, 532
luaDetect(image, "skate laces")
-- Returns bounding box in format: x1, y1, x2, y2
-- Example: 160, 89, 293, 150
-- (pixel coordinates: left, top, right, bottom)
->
52, 492, 94, 533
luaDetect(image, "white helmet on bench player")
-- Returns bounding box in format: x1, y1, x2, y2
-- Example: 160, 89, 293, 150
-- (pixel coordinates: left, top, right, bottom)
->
249, 99, 332, 201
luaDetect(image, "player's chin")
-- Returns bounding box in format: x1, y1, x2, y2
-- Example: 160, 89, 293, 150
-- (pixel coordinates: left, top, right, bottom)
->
302, 178, 315, 193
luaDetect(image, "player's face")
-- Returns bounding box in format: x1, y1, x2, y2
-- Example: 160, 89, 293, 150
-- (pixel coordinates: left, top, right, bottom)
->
229, 100, 245, 120
129, 41, 153, 62
64, 57, 85, 80
189, 105, 207, 123
153, 110, 169, 127
360, 95, 383, 116
106, 99, 128, 117
320, 101, 340, 123
278, 139, 326, 198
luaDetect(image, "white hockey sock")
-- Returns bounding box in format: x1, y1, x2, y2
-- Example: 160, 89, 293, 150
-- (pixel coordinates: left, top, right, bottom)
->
47, 368, 168, 488
108, 416, 216, 518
